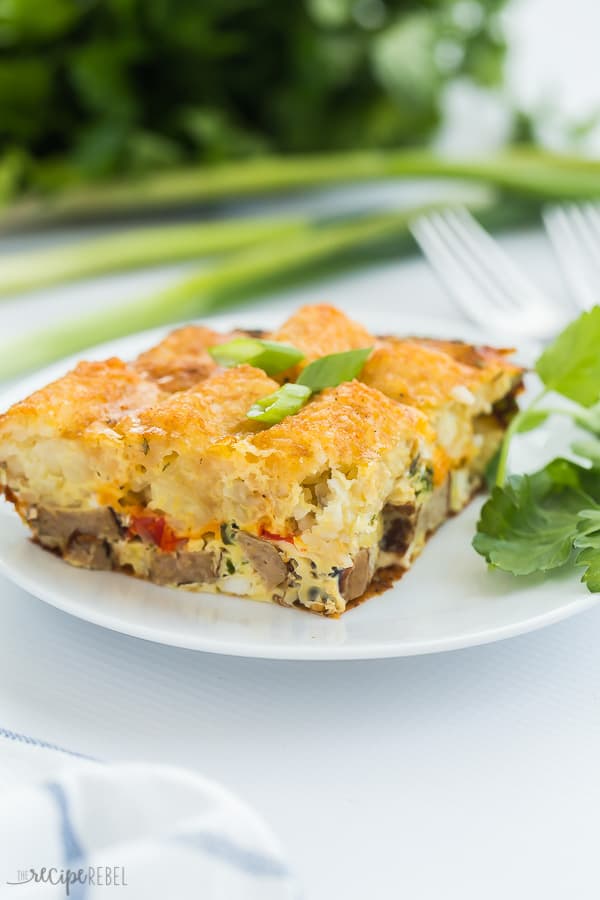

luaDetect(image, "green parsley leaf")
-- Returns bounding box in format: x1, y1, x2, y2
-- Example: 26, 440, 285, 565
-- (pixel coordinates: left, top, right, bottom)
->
296, 347, 372, 392
209, 338, 304, 376
544, 456, 592, 491
535, 306, 600, 407
485, 448, 501, 490
247, 383, 311, 424
540, 457, 600, 504
473, 461, 598, 576
514, 408, 550, 434
575, 510, 600, 592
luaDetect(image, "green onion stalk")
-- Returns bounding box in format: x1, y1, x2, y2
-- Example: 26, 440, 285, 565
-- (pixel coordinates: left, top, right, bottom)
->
3, 147, 600, 232
0, 190, 530, 380
2, 145, 600, 379
0, 218, 307, 298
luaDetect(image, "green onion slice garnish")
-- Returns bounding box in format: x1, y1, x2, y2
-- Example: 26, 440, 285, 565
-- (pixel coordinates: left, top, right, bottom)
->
296, 346, 373, 392
247, 383, 312, 424
208, 337, 304, 376
246, 346, 373, 426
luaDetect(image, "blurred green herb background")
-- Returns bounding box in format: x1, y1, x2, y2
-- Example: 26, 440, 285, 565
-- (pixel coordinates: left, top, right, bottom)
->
0, 0, 507, 199
1, 0, 600, 377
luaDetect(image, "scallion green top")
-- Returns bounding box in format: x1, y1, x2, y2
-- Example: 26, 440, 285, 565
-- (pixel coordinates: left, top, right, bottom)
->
208, 337, 304, 376
247, 383, 312, 424
246, 346, 373, 426
296, 346, 373, 392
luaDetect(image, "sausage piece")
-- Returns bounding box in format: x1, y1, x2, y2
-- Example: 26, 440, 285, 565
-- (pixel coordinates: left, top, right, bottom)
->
34, 506, 120, 548
64, 535, 112, 570
237, 532, 287, 590
150, 551, 217, 585
339, 548, 370, 602
379, 503, 417, 555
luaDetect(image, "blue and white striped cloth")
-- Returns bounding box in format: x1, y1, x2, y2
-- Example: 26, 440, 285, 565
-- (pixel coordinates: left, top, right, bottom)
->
0, 727, 298, 899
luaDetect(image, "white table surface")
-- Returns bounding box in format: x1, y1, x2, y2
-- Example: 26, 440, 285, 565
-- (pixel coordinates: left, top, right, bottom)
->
2, 214, 600, 898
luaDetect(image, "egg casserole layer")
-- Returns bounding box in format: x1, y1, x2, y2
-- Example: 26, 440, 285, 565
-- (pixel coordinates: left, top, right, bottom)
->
0, 305, 522, 615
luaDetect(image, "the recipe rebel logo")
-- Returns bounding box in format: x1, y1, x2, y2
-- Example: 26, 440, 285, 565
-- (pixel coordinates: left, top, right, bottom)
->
6, 866, 127, 894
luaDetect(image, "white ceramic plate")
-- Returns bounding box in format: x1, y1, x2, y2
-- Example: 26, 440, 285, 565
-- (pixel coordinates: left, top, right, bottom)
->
0, 309, 596, 659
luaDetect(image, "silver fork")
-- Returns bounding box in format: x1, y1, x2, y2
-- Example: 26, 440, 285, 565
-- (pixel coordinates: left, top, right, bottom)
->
410, 206, 566, 339
543, 203, 600, 311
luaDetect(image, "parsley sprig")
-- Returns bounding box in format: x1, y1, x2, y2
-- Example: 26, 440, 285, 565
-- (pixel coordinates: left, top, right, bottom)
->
494, 308, 600, 487
474, 306, 600, 593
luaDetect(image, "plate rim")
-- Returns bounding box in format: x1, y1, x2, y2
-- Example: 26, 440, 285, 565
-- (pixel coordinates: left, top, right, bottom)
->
0, 541, 597, 659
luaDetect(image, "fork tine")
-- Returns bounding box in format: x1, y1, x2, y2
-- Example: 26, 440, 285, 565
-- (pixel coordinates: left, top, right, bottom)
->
435, 209, 523, 312
412, 205, 566, 338
583, 202, 600, 245
412, 210, 526, 329
410, 215, 500, 326
542, 206, 586, 307
543, 204, 599, 310
442, 208, 548, 311
569, 205, 600, 278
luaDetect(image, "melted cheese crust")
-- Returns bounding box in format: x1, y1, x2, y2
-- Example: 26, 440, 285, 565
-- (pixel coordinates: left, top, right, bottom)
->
268, 303, 374, 379
0, 304, 522, 609
134, 324, 239, 392
361, 338, 521, 466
